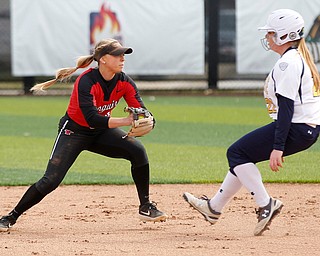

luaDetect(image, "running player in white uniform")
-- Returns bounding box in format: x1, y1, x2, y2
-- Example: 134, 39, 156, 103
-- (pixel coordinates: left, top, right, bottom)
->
183, 9, 320, 236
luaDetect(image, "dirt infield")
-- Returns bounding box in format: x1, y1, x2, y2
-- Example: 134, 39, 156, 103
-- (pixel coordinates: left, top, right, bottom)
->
0, 184, 319, 255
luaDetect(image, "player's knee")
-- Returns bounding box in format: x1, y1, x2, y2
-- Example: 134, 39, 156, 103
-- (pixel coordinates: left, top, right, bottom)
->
226, 144, 238, 161
226, 145, 243, 170
131, 144, 148, 167
50, 156, 62, 166
35, 175, 62, 195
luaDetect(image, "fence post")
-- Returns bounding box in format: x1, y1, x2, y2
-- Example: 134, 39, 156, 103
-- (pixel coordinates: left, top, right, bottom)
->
23, 77, 35, 94
206, 0, 219, 89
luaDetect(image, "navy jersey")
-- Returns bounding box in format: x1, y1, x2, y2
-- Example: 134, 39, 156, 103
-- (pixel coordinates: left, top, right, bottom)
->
67, 68, 145, 128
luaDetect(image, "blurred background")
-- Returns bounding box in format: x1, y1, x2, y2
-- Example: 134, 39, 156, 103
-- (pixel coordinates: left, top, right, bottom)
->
0, 0, 11, 81
1, 0, 319, 95
1, 0, 254, 94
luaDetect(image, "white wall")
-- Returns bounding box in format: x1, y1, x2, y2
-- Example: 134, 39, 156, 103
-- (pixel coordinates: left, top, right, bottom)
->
11, 0, 204, 76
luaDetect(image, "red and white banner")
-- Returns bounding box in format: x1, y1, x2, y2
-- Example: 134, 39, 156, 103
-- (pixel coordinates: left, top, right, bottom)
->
11, 0, 204, 76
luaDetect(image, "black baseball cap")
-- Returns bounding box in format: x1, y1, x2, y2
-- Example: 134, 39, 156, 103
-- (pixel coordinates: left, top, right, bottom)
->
94, 40, 133, 61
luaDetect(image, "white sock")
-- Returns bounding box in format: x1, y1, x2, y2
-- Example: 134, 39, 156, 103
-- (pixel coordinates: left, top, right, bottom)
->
233, 163, 270, 207
209, 171, 242, 212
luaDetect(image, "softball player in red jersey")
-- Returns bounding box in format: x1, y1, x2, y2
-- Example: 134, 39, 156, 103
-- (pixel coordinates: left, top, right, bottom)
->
184, 9, 320, 236
0, 39, 167, 231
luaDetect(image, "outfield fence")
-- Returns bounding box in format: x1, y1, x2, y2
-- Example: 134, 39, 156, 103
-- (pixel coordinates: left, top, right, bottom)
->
0, 0, 268, 94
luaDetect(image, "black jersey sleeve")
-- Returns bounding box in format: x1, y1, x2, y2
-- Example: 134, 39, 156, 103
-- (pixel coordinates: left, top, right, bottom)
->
80, 105, 110, 128
78, 76, 110, 128
273, 94, 294, 151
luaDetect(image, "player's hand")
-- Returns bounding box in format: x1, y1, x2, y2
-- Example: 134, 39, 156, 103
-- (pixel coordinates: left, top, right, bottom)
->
126, 112, 134, 125
108, 113, 134, 128
269, 149, 284, 172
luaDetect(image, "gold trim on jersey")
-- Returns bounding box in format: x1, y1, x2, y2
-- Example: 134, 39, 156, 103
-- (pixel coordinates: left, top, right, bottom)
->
265, 97, 277, 114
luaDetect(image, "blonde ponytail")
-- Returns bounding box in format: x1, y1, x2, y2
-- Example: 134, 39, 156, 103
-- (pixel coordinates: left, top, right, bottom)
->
30, 38, 126, 92
30, 55, 94, 92
298, 38, 320, 92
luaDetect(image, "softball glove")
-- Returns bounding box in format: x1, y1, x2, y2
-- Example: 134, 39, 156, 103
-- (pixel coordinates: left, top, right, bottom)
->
124, 107, 155, 137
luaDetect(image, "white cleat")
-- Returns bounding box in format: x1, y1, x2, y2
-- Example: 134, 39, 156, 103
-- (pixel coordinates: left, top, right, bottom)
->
183, 192, 221, 224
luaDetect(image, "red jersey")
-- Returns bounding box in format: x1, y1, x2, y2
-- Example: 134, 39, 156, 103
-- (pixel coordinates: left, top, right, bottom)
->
67, 68, 145, 128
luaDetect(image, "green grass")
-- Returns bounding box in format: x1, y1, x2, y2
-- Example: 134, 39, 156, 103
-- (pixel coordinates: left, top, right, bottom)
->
1, 95, 320, 186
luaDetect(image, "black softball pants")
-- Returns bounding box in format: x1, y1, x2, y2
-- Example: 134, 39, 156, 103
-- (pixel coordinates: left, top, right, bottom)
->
13, 115, 151, 217
35, 116, 149, 194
